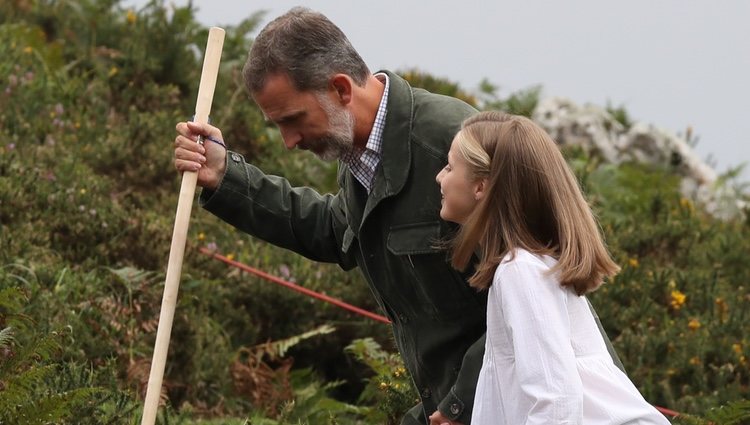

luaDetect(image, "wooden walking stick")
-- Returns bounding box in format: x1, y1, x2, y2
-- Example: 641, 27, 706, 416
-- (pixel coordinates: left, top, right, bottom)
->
140, 27, 225, 425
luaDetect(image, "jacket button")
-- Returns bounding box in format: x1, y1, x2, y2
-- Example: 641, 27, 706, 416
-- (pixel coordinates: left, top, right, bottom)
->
450, 403, 460, 415
421, 388, 431, 399
398, 314, 408, 323
231, 153, 241, 162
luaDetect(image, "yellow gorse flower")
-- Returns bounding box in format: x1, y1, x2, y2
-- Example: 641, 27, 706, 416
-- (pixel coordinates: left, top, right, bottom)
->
688, 318, 701, 331
126, 10, 137, 25
670, 290, 686, 310
628, 258, 639, 268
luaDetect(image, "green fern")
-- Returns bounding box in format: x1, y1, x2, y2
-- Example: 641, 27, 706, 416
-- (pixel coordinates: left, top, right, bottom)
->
0, 326, 60, 377
243, 368, 364, 425
253, 324, 336, 361
704, 399, 750, 425
0, 286, 133, 425
0, 326, 15, 348
0, 328, 104, 424
278, 368, 364, 424
346, 338, 417, 425
0, 285, 28, 329
6, 386, 103, 425
672, 399, 750, 425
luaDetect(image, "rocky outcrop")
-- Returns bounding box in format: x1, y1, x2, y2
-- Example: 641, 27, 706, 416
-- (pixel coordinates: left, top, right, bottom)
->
532, 97, 745, 220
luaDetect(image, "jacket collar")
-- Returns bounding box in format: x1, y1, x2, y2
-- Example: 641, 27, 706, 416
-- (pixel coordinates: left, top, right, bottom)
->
359, 70, 414, 222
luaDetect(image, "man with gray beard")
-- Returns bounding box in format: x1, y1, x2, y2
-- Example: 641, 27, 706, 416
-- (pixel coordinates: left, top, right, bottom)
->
174, 7, 483, 425
173, 7, 610, 425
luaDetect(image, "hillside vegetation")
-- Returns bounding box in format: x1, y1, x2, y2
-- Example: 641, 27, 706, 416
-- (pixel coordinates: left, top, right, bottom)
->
1, 1, 748, 423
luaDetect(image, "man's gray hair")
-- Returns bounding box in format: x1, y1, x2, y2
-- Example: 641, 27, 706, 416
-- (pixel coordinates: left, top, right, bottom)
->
243, 7, 370, 93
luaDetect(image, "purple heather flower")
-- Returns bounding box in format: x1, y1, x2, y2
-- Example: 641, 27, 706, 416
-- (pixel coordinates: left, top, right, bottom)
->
279, 264, 291, 278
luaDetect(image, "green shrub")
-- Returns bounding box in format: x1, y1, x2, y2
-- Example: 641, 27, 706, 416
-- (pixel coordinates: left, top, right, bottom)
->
346, 338, 418, 425
570, 152, 750, 415
1, 1, 748, 423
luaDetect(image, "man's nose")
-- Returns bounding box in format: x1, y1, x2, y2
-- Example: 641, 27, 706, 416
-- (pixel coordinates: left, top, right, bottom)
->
280, 128, 302, 150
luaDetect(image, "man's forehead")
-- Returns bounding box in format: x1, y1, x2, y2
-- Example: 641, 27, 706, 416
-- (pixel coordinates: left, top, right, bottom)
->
253, 84, 306, 120
255, 72, 299, 95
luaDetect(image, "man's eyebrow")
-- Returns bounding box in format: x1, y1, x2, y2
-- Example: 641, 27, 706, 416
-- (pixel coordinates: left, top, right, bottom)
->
275, 111, 304, 124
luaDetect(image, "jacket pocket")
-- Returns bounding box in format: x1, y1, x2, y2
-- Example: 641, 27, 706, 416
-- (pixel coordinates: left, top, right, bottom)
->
387, 222, 442, 255
387, 222, 480, 320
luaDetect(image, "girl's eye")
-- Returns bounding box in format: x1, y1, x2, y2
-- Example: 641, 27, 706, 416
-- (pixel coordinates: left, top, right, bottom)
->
444, 164, 451, 172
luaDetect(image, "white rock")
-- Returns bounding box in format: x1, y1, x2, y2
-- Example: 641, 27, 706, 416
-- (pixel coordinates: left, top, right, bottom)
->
531, 97, 745, 220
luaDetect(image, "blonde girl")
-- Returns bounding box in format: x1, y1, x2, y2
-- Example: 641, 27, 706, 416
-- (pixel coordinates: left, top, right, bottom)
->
435, 111, 670, 424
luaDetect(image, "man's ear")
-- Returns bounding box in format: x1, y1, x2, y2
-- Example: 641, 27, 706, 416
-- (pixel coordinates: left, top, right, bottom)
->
330, 74, 353, 105
474, 178, 488, 201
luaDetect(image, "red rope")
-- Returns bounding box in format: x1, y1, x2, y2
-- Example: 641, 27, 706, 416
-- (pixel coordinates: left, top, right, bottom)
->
654, 405, 681, 418
200, 248, 683, 418
199, 248, 391, 324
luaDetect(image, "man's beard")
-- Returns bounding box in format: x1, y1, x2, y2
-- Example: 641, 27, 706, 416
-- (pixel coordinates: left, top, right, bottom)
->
309, 94, 356, 162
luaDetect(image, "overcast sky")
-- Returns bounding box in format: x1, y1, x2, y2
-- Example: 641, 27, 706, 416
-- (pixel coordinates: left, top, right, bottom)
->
128, 0, 750, 181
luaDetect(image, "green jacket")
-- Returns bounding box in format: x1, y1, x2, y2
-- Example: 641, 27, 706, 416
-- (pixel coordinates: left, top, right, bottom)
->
201, 71, 486, 423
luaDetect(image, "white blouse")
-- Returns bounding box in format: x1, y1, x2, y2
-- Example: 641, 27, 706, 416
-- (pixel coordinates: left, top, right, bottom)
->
471, 249, 670, 425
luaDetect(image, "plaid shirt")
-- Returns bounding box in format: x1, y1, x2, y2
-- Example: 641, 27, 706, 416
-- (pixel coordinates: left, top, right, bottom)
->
341, 73, 389, 192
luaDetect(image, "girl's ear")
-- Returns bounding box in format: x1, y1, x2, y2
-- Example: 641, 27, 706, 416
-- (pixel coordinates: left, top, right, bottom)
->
474, 178, 488, 201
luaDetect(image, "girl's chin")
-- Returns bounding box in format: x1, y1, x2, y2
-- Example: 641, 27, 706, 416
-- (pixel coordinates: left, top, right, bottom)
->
439, 211, 462, 225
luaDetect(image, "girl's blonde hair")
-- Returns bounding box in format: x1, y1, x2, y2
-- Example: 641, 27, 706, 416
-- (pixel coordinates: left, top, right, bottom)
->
450, 111, 620, 294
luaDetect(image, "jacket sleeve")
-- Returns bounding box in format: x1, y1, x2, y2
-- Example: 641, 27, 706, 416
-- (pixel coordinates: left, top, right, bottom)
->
437, 333, 486, 423
199, 151, 357, 270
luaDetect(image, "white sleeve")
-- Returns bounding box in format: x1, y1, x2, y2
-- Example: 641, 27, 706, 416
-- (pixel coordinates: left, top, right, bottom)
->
494, 259, 583, 424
